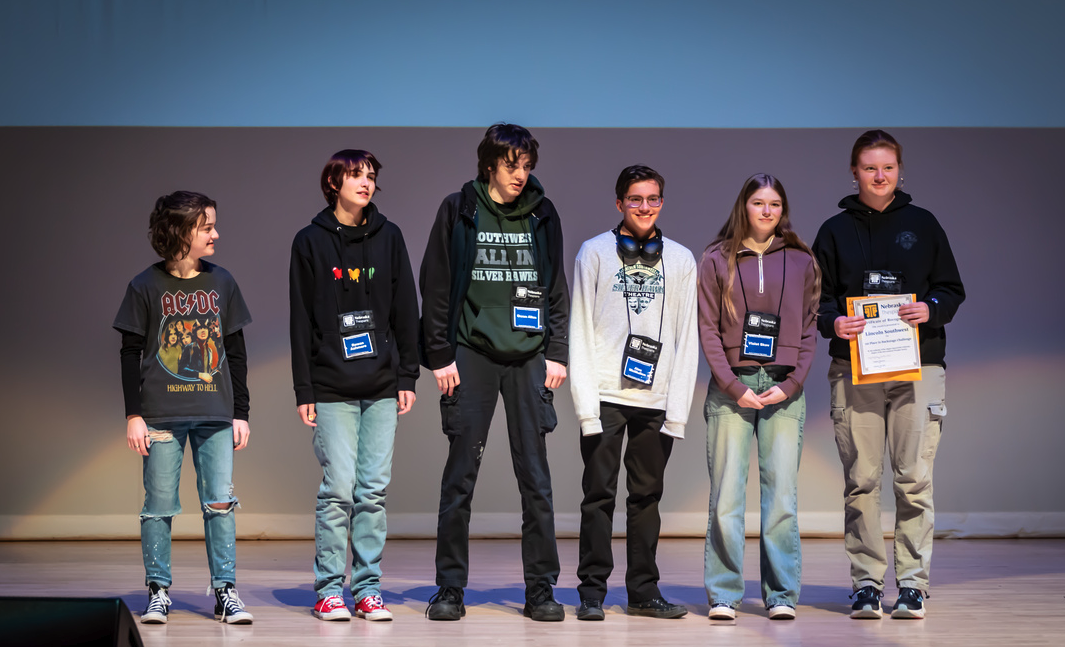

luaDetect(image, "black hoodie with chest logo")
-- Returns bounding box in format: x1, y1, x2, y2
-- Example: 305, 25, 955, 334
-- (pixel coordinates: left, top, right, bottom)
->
812, 190, 965, 366
289, 203, 420, 404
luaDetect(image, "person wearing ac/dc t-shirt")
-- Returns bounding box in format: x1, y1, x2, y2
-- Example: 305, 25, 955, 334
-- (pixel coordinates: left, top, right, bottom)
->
421, 124, 570, 622
114, 191, 254, 626
569, 165, 699, 621
289, 150, 420, 622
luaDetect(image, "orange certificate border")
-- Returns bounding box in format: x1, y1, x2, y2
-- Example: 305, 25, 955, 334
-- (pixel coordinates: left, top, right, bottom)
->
846, 294, 922, 385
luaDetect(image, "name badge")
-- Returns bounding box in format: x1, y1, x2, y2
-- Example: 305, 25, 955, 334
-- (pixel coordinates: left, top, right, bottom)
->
864, 270, 903, 296
339, 310, 375, 333
511, 285, 547, 332
741, 311, 780, 362
342, 332, 377, 359
622, 334, 661, 386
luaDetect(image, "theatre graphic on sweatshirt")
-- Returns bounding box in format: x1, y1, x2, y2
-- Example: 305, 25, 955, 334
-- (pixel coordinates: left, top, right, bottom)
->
612, 264, 664, 315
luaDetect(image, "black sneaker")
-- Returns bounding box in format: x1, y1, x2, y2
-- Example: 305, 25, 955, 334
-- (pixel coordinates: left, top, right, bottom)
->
890, 588, 926, 619
849, 586, 883, 619
213, 583, 253, 624
523, 586, 565, 622
141, 582, 170, 624
426, 586, 465, 621
576, 598, 605, 621
626, 596, 688, 619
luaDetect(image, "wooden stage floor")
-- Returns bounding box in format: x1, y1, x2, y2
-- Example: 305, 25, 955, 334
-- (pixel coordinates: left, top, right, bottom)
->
1, 537, 1062, 646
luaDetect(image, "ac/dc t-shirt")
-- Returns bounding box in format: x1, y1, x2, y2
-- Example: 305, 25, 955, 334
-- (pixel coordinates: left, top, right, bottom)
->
113, 261, 252, 425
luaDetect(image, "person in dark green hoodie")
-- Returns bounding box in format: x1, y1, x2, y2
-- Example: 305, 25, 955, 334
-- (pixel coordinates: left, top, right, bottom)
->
421, 124, 570, 622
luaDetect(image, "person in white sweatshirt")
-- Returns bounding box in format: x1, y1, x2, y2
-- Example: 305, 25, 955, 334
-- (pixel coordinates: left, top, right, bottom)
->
569, 165, 699, 621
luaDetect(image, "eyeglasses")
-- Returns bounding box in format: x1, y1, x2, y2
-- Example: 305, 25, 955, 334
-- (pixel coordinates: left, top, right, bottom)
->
625, 196, 662, 208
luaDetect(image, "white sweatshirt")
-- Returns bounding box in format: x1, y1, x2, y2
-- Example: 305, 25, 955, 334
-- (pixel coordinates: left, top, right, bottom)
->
568, 231, 699, 438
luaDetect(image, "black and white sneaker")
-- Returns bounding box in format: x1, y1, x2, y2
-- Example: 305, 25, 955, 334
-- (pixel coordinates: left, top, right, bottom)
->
849, 586, 883, 619
213, 583, 253, 624
141, 582, 171, 624
890, 588, 926, 619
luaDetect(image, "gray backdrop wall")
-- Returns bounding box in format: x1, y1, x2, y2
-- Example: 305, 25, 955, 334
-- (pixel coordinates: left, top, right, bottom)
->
1, 126, 1062, 539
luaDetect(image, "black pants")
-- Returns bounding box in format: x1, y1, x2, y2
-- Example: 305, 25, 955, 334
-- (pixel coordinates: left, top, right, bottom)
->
577, 403, 673, 603
435, 345, 560, 597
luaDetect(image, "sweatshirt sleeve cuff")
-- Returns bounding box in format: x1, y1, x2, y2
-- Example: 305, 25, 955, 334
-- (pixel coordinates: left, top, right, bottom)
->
662, 420, 686, 439
295, 388, 315, 407
778, 377, 799, 400
724, 379, 748, 402
580, 418, 604, 436
398, 376, 417, 393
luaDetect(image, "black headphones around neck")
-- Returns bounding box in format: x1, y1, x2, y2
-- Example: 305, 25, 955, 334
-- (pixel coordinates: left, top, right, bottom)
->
614, 225, 663, 266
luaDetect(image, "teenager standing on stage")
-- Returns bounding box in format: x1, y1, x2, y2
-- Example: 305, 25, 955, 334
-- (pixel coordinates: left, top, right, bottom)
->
812, 130, 964, 619
114, 191, 254, 625
289, 150, 420, 621
698, 174, 820, 621
570, 165, 698, 621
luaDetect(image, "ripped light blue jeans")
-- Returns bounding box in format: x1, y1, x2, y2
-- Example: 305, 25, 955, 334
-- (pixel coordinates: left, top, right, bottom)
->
141, 420, 238, 589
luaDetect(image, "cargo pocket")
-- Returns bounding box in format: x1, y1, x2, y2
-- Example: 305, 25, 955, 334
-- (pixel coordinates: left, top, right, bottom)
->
538, 387, 558, 435
439, 390, 462, 436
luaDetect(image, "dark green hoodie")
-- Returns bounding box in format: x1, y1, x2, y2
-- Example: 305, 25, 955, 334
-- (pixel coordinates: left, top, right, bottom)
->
457, 177, 546, 359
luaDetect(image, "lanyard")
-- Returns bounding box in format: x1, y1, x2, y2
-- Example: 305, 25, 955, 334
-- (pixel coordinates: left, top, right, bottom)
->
737, 246, 785, 317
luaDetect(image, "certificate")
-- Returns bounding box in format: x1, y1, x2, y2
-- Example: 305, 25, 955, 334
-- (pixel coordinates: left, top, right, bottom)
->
846, 294, 922, 385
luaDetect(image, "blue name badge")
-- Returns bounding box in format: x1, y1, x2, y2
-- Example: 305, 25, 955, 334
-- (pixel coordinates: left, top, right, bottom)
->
342, 332, 376, 359
512, 306, 544, 331
622, 356, 656, 385
742, 332, 775, 358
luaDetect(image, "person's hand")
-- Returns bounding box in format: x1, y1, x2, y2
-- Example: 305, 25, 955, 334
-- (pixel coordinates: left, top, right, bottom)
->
834, 315, 866, 340
127, 415, 149, 457
398, 390, 416, 415
298, 403, 317, 427
898, 301, 930, 326
545, 360, 567, 389
433, 362, 460, 396
736, 389, 764, 409
756, 385, 788, 406
199, 372, 214, 383
233, 419, 250, 450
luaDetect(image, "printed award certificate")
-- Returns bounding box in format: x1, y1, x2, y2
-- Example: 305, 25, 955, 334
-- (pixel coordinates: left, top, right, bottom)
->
853, 294, 921, 375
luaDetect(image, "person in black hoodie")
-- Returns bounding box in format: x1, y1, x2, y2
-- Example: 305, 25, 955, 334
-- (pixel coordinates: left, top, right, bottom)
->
812, 130, 964, 621
421, 124, 569, 622
289, 150, 420, 622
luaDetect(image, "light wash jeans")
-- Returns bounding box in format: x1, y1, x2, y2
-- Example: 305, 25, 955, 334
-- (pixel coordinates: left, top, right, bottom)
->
704, 369, 804, 608
312, 399, 397, 601
829, 358, 946, 592
141, 420, 238, 589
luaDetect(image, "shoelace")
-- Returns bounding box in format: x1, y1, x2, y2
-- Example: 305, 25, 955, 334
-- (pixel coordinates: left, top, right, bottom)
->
362, 595, 385, 611
849, 586, 882, 600
209, 586, 246, 622
425, 587, 461, 617
146, 588, 171, 613
321, 596, 346, 611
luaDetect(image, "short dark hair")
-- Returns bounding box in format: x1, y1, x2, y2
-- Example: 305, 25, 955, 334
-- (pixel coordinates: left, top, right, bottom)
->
476, 123, 539, 182
615, 165, 665, 201
321, 149, 382, 206
148, 191, 217, 261
850, 129, 903, 168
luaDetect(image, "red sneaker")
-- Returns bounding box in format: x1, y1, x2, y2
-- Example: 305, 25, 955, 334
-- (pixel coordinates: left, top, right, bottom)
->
356, 594, 393, 621
313, 595, 352, 621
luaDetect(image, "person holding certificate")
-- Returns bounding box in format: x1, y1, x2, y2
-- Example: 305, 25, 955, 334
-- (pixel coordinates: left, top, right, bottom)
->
812, 130, 965, 620
697, 174, 820, 621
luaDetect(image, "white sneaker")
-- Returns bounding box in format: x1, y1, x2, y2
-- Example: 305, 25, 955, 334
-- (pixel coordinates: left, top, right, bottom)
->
768, 604, 796, 620
709, 604, 736, 620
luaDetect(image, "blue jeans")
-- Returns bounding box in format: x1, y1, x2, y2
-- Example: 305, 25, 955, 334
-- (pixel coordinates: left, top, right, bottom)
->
312, 399, 397, 601
141, 421, 238, 589
703, 369, 804, 608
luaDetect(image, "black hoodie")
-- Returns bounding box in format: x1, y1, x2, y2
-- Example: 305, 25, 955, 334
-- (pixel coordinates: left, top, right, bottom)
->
289, 204, 420, 405
812, 191, 965, 366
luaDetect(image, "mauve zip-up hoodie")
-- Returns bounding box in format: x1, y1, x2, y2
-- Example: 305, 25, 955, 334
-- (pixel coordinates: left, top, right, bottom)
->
697, 237, 820, 402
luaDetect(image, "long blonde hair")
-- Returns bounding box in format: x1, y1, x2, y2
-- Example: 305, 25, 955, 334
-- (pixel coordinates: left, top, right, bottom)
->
708, 173, 821, 323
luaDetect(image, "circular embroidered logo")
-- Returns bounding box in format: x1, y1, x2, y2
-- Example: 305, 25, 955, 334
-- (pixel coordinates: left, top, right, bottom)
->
896, 231, 918, 250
